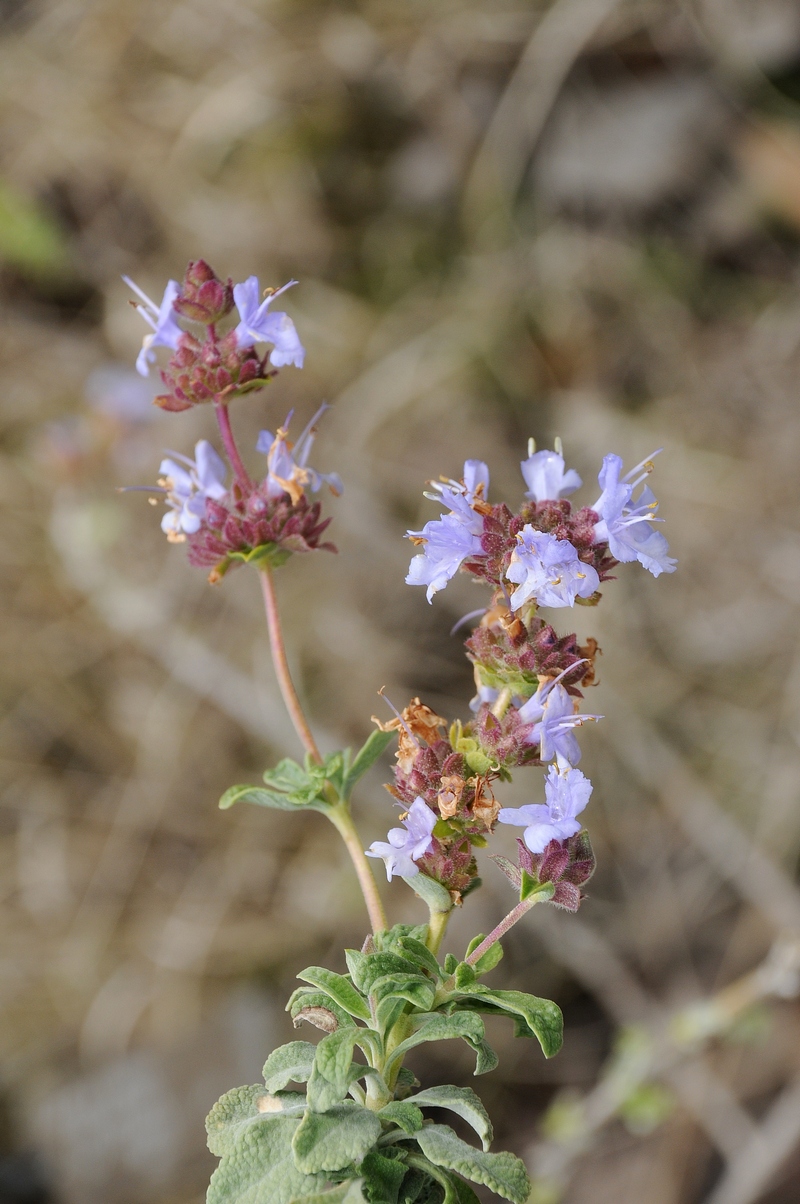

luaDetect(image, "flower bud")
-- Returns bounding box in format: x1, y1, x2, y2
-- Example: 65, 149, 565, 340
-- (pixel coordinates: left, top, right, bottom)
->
173, 259, 235, 324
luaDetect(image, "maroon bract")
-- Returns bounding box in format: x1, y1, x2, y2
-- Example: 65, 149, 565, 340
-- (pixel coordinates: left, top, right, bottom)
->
187, 486, 336, 581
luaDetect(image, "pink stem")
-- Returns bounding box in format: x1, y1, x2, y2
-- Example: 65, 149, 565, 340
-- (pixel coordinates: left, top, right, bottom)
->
465, 897, 537, 966
214, 400, 252, 490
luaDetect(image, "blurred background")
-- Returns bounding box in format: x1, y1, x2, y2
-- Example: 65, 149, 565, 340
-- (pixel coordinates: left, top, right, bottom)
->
3, 1, 800, 1202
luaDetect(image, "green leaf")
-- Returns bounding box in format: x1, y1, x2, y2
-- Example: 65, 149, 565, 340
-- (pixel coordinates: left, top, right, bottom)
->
384, 1012, 485, 1077
305, 1031, 376, 1113
207, 1111, 326, 1204
289, 987, 354, 1035
375, 995, 408, 1037
346, 951, 419, 995
342, 730, 394, 798
292, 1104, 382, 1174
407, 1087, 493, 1151
393, 1067, 420, 1100
471, 1040, 499, 1076
361, 1149, 408, 1204
403, 873, 453, 916
263, 1043, 318, 1092
450, 1178, 481, 1204
443, 954, 458, 975
378, 1101, 423, 1134
415, 1125, 531, 1204
403, 1155, 458, 1204
289, 1181, 366, 1204
463, 937, 503, 977
371, 974, 436, 1013
206, 1085, 270, 1157
263, 758, 311, 793
297, 969, 371, 1021
220, 784, 324, 812
453, 964, 476, 990
396, 938, 443, 980
455, 989, 563, 1059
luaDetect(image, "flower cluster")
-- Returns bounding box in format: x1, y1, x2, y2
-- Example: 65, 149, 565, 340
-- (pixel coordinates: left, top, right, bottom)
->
122, 262, 340, 583
366, 441, 675, 904
125, 260, 304, 411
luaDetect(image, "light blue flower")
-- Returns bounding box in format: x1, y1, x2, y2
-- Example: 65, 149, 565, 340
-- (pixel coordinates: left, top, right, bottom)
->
158, 440, 228, 540
256, 404, 342, 503
521, 449, 582, 502
592, 452, 676, 577
233, 277, 305, 367
365, 797, 436, 880
518, 681, 602, 766
124, 277, 183, 377
505, 526, 600, 611
498, 765, 592, 853
406, 460, 489, 602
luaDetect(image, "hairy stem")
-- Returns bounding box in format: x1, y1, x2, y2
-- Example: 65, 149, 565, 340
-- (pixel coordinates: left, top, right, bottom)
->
465, 896, 538, 966
214, 399, 252, 490
328, 805, 388, 935
258, 565, 387, 934
259, 565, 321, 763
425, 908, 451, 956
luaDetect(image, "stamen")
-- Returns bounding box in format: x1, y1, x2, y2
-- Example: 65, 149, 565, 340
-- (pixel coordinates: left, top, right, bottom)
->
623, 448, 663, 483
527, 437, 536, 457
554, 436, 563, 456
377, 688, 420, 747
122, 275, 158, 314
450, 608, 488, 636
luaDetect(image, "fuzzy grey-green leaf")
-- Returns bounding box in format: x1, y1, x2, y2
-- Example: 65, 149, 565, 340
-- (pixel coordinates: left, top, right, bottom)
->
377, 1100, 423, 1134
415, 1125, 530, 1204
263, 1042, 317, 1092
292, 1104, 382, 1174
458, 988, 563, 1058
384, 1012, 485, 1076
289, 1181, 366, 1204
408, 1086, 493, 1151
297, 968, 371, 1021
207, 1112, 326, 1204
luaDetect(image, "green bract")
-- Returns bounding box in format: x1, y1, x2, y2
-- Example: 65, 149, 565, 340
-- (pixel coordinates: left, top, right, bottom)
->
206, 924, 558, 1203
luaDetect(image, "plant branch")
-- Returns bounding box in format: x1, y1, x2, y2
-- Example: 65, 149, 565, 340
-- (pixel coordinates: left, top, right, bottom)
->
214, 398, 252, 490
258, 565, 387, 934
259, 565, 321, 763
328, 804, 388, 935
426, 908, 451, 955
465, 895, 539, 966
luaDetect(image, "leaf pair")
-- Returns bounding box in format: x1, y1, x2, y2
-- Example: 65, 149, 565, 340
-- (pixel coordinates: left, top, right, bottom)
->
220, 730, 393, 813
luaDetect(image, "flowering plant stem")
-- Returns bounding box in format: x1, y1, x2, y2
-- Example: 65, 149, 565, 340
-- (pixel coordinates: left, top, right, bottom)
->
215, 399, 252, 489
258, 564, 387, 934
327, 803, 388, 934
425, 906, 452, 955
465, 895, 539, 967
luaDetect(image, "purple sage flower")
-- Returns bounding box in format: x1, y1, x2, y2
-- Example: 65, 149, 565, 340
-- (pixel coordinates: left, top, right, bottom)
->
521, 448, 582, 502
592, 452, 676, 577
498, 765, 592, 853
505, 526, 600, 611
233, 277, 305, 368
256, 405, 342, 505
406, 460, 489, 602
158, 440, 228, 541
518, 681, 602, 766
124, 277, 183, 377
365, 797, 437, 880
